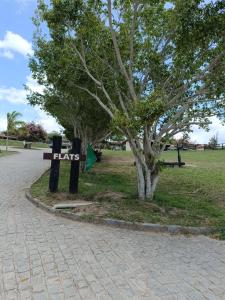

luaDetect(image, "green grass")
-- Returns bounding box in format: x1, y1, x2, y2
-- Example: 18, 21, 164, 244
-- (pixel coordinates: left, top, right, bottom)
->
0, 139, 50, 149
31, 149, 225, 236
0, 150, 18, 157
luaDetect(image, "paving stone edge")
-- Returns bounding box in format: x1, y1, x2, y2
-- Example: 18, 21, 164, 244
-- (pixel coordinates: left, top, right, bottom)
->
25, 190, 216, 236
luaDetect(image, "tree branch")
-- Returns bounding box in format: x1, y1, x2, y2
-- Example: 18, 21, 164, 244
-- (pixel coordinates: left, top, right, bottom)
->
107, 0, 138, 102
71, 42, 102, 87
75, 85, 114, 118
167, 54, 222, 106
118, 90, 129, 117
129, 1, 138, 79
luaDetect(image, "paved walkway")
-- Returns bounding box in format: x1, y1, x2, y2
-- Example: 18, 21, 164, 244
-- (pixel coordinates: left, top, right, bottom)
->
0, 149, 225, 300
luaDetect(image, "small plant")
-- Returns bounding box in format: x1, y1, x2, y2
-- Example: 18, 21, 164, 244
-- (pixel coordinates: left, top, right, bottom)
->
79, 213, 96, 222
215, 220, 225, 240
208, 134, 218, 150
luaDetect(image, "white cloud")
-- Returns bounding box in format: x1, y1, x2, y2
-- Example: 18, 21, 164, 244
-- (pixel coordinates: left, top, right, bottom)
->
189, 117, 225, 144
0, 75, 43, 105
0, 109, 61, 133
34, 108, 62, 133
0, 31, 33, 59
26, 74, 44, 94
175, 116, 225, 144
0, 86, 27, 104
40, 117, 62, 133
0, 50, 14, 59
0, 75, 61, 133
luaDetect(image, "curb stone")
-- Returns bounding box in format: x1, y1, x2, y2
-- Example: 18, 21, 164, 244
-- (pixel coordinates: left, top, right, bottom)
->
25, 190, 216, 236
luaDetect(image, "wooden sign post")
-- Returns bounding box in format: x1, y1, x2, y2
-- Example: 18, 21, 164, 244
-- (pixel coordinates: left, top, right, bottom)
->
49, 136, 62, 193
176, 143, 182, 168
43, 136, 85, 193
69, 138, 81, 194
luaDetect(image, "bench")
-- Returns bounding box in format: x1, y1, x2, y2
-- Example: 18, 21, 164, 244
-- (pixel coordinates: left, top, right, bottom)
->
161, 161, 185, 168
162, 144, 185, 168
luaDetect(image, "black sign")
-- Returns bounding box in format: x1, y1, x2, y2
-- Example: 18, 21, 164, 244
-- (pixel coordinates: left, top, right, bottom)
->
43, 153, 86, 161
49, 136, 61, 193
44, 136, 83, 194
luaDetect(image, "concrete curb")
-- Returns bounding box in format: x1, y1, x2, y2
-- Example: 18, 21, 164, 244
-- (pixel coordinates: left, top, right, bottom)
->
25, 191, 216, 236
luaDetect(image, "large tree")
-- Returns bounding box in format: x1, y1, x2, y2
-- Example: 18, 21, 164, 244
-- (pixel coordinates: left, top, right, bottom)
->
28, 23, 111, 157
27, 85, 110, 156
31, 0, 225, 200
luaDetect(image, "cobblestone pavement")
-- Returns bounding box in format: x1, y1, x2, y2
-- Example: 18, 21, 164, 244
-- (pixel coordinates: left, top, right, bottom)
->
0, 149, 225, 300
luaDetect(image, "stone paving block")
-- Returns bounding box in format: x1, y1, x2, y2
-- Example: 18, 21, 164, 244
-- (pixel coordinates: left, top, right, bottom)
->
33, 291, 49, 300
78, 287, 96, 299
0, 148, 225, 300
49, 294, 65, 300
96, 292, 112, 300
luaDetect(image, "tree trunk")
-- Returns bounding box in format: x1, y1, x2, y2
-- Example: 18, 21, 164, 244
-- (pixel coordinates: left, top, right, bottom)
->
134, 157, 145, 200
131, 148, 159, 200
149, 172, 159, 200
73, 125, 88, 173
133, 156, 153, 200
80, 135, 88, 173
134, 162, 159, 201
144, 167, 152, 199
128, 138, 160, 200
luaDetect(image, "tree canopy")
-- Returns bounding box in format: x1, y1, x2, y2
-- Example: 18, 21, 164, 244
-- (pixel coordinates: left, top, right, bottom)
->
29, 0, 225, 199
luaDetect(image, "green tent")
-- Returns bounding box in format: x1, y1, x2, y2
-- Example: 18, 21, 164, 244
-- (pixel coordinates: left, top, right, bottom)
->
85, 144, 97, 171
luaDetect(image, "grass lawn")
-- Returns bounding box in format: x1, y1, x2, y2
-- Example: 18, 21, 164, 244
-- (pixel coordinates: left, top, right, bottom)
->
31, 149, 225, 237
0, 139, 50, 149
0, 150, 18, 157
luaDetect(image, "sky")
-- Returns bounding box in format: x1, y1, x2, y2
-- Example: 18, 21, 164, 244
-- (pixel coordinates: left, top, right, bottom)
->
0, 0, 224, 142
0, 0, 61, 133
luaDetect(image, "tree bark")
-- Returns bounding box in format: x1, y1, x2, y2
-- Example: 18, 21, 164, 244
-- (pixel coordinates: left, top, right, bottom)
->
149, 172, 159, 200
130, 140, 159, 201
144, 167, 152, 199
80, 134, 88, 173
134, 157, 145, 200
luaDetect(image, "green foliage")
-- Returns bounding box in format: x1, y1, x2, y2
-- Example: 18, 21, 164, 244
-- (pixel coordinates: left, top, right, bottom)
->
112, 98, 164, 131
29, 0, 225, 199
112, 111, 131, 130
217, 225, 225, 240
7, 111, 24, 135
134, 98, 164, 125
31, 0, 225, 134
16, 124, 29, 140
28, 13, 111, 145
208, 134, 218, 149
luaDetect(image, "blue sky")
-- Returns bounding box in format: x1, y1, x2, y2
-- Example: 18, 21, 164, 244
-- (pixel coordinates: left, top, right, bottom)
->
0, 0, 61, 133
0, 0, 224, 142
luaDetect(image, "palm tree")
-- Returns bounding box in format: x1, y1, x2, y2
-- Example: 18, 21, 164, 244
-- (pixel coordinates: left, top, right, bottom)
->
6, 111, 24, 151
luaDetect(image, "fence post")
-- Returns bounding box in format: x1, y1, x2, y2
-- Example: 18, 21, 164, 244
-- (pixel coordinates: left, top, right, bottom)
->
177, 144, 182, 167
